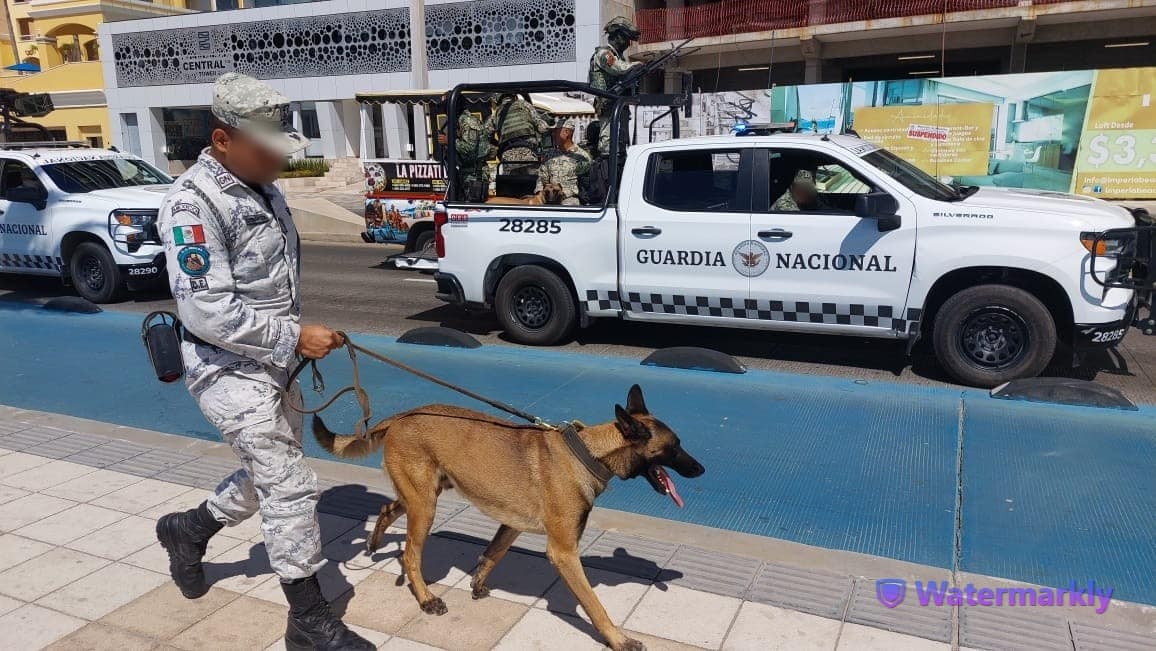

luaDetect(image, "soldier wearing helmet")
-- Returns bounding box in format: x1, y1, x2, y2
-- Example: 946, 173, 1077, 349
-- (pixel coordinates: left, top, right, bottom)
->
588, 17, 643, 156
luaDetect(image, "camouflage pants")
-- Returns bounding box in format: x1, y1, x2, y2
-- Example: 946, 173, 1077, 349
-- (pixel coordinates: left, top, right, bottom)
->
597, 108, 630, 156
194, 373, 324, 581
500, 146, 539, 177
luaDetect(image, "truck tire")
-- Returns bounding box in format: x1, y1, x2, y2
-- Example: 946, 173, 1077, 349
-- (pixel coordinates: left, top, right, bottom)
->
932, 284, 1056, 388
69, 242, 126, 304
494, 266, 576, 345
414, 230, 434, 255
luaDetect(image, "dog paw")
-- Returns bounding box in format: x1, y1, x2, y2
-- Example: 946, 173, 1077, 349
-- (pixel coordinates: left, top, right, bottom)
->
471, 584, 490, 600
420, 597, 448, 615
618, 638, 646, 651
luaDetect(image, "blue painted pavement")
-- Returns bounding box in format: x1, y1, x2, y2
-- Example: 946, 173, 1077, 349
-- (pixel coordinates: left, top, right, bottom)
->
0, 303, 1152, 605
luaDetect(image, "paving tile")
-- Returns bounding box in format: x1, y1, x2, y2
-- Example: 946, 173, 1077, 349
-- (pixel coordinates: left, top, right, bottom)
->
221, 512, 266, 542
0, 420, 29, 436
67, 515, 159, 560
2, 459, 97, 492
0, 603, 87, 649
169, 594, 287, 651
23, 433, 107, 460
43, 468, 144, 502
537, 566, 651, 626
624, 584, 743, 649
0, 484, 29, 505
397, 588, 528, 651
662, 546, 761, 598
37, 562, 168, 620
265, 624, 390, 651
15, 503, 127, 545
106, 449, 199, 479
0, 492, 77, 531
722, 601, 841, 650
248, 549, 376, 607
1071, 622, 1156, 651
747, 561, 854, 619
846, 577, 951, 642
203, 540, 276, 593
618, 631, 709, 650
322, 518, 406, 572
164, 457, 245, 490
100, 583, 240, 639
0, 426, 71, 452
959, 604, 1073, 650
837, 622, 950, 650
91, 478, 195, 514
0, 450, 53, 477
454, 549, 559, 605
0, 547, 110, 601
122, 528, 241, 575
581, 531, 679, 580
43, 622, 158, 651
139, 487, 208, 520
67, 440, 153, 469
381, 639, 444, 651
341, 567, 451, 635
434, 507, 602, 556
495, 607, 603, 650
0, 593, 21, 617
0, 533, 55, 571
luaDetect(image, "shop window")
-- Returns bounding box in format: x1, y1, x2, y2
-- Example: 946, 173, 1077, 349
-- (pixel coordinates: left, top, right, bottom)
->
17, 19, 32, 40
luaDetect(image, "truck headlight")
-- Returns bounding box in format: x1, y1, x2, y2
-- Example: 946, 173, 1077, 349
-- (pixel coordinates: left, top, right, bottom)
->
109, 209, 160, 250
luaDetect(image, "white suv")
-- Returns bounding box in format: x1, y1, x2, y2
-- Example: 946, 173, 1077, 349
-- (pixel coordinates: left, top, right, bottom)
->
0, 145, 172, 303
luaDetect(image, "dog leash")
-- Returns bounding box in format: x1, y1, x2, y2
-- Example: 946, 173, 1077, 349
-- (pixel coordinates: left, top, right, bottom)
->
284, 332, 552, 438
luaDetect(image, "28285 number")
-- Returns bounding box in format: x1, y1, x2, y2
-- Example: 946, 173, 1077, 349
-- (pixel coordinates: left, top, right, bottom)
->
1090, 328, 1126, 344
499, 219, 561, 234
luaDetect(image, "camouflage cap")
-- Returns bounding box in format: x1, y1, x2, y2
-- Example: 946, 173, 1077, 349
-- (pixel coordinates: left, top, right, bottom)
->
212, 72, 309, 156
555, 118, 576, 131
792, 169, 816, 188
604, 16, 641, 40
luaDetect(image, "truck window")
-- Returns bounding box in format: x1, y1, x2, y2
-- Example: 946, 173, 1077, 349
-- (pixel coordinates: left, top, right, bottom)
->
645, 149, 747, 212
861, 148, 959, 202
0, 161, 45, 199
766, 150, 874, 214
41, 158, 172, 194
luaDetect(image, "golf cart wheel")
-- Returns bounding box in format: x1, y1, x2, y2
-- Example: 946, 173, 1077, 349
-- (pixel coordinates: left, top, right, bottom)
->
933, 284, 1056, 388
494, 266, 576, 345
414, 230, 435, 255
69, 242, 125, 304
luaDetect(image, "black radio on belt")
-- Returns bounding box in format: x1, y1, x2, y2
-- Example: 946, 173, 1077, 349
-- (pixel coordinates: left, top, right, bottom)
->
141, 311, 185, 383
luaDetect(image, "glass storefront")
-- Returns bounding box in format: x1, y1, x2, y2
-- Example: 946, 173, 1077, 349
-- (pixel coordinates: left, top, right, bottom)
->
162, 108, 213, 162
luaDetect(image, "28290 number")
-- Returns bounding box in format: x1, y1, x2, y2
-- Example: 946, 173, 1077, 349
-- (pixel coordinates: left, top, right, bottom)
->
499, 219, 561, 234
128, 266, 159, 276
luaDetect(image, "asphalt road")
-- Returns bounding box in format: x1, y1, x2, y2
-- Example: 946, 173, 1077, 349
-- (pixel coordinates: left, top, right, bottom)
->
3, 240, 1154, 403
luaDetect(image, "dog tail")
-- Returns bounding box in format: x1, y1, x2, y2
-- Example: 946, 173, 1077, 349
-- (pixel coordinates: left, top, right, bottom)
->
312, 415, 390, 458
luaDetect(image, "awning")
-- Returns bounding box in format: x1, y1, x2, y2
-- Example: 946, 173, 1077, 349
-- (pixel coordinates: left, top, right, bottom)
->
5, 62, 41, 73
356, 89, 594, 116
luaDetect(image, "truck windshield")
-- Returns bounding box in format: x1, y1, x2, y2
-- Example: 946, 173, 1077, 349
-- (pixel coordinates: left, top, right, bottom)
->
42, 158, 172, 194
862, 149, 961, 202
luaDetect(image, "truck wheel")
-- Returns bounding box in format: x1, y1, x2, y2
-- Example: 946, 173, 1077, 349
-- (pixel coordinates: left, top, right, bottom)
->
494, 266, 576, 345
414, 230, 434, 255
933, 284, 1056, 388
69, 242, 125, 304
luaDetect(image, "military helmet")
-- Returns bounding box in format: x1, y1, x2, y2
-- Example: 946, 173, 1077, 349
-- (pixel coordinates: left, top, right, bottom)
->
604, 16, 641, 41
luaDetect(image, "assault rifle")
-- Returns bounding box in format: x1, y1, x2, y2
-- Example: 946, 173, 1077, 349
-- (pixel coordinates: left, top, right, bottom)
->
610, 37, 696, 95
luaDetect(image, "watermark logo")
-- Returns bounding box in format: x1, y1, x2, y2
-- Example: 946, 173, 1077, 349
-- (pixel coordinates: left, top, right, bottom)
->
874, 579, 1113, 614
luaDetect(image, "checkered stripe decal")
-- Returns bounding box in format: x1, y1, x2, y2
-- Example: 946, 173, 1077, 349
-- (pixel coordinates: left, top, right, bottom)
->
0, 253, 63, 270
586, 290, 922, 333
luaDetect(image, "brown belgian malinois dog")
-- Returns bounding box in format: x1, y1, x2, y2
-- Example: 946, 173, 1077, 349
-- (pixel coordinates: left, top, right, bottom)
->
313, 384, 705, 651
484, 180, 566, 205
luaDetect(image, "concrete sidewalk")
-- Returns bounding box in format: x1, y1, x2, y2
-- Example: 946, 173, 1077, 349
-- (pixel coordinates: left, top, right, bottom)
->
1, 407, 1153, 651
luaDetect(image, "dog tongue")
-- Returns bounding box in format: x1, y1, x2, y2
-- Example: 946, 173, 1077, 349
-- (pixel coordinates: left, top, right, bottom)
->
655, 467, 684, 508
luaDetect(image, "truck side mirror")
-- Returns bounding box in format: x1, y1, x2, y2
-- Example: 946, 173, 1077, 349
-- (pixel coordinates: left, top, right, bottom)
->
855, 191, 900, 232
7, 185, 47, 210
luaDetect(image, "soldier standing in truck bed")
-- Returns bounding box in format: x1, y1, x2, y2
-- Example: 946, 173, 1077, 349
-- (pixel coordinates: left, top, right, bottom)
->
588, 17, 643, 156
484, 93, 549, 178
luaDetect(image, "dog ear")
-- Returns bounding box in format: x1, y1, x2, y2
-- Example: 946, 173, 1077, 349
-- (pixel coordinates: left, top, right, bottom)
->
615, 404, 651, 441
626, 384, 648, 415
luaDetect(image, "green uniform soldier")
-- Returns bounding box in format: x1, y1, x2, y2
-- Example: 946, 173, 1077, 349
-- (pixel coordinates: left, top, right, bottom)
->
772, 169, 832, 212
537, 118, 592, 206
588, 17, 643, 155
455, 111, 495, 202
484, 94, 549, 177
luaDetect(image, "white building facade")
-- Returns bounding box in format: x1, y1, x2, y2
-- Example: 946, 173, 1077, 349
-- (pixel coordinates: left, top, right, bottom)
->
99, 0, 632, 171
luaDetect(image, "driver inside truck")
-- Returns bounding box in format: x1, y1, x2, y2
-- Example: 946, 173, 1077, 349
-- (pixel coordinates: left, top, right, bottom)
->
772, 169, 831, 212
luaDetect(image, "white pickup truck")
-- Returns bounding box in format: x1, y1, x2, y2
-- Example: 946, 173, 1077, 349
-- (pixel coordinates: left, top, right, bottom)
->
0, 144, 172, 303
433, 125, 1153, 387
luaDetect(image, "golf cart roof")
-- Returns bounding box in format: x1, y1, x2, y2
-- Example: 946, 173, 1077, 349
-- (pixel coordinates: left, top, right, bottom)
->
356, 89, 595, 116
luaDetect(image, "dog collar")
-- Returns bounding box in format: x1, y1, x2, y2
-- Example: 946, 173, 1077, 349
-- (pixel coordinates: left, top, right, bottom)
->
561, 423, 615, 484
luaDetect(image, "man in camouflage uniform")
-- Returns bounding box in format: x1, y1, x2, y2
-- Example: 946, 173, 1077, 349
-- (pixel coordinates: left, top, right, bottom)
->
154, 73, 372, 651
484, 93, 549, 177
772, 169, 831, 212
455, 110, 495, 202
589, 17, 643, 156
536, 118, 591, 206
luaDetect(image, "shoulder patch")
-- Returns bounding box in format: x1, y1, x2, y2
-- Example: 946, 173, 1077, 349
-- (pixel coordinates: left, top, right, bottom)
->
177, 245, 211, 277
602, 50, 616, 67
172, 224, 206, 245
172, 201, 201, 217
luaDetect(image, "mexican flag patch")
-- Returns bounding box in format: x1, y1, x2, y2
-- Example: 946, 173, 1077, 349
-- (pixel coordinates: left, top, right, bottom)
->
172, 224, 206, 245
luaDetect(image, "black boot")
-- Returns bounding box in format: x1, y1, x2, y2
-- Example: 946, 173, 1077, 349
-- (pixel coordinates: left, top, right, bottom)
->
283, 575, 375, 651
155, 502, 223, 599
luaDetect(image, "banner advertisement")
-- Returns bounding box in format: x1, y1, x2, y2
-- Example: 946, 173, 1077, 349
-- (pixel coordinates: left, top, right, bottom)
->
640, 66, 1154, 199
362, 159, 446, 245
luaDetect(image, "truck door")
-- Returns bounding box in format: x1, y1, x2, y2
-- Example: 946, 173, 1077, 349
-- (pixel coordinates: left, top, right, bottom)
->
0, 160, 55, 274
748, 147, 918, 336
618, 147, 754, 325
